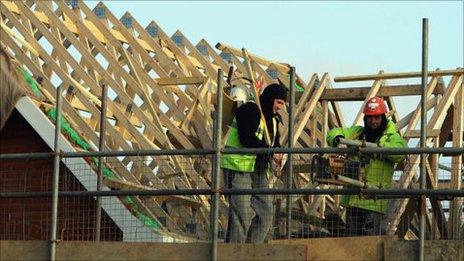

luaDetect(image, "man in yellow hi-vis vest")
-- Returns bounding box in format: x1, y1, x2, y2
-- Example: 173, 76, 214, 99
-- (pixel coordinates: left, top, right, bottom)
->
327, 97, 406, 236
221, 83, 287, 243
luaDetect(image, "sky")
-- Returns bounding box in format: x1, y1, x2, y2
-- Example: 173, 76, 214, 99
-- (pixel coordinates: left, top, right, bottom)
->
85, 0, 464, 124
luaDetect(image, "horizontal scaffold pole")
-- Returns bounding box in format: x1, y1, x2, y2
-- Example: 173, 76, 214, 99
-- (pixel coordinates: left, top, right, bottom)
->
1, 147, 462, 160
1, 188, 463, 198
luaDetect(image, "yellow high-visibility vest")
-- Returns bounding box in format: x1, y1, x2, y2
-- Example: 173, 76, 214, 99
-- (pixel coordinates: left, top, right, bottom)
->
220, 117, 266, 173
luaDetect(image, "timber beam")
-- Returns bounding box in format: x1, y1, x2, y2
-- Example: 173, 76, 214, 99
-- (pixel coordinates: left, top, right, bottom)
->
320, 83, 444, 101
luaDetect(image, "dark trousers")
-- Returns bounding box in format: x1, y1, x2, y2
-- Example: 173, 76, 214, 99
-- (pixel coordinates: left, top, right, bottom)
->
345, 207, 385, 236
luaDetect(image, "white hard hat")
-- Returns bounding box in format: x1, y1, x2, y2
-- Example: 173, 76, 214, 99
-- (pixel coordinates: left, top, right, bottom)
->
229, 85, 250, 104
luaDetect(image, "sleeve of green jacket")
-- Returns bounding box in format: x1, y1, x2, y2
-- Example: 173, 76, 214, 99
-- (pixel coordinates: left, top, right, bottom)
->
379, 132, 407, 163
326, 126, 364, 147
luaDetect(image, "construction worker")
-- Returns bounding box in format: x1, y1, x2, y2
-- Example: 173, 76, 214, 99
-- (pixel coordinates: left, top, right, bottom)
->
221, 83, 287, 243
326, 96, 406, 236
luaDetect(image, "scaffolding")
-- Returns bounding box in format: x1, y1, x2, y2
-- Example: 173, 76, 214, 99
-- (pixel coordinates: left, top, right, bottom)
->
0, 1, 463, 261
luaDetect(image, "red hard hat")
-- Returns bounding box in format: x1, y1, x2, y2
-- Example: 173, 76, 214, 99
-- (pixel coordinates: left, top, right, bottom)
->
363, 97, 388, 115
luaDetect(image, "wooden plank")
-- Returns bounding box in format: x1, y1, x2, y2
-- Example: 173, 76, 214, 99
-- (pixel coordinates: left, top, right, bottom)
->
449, 81, 463, 239
324, 78, 346, 128
430, 139, 440, 188
272, 236, 394, 261
156, 76, 207, 85
0, 19, 39, 56
438, 106, 455, 146
427, 75, 463, 133
216, 42, 290, 74
426, 162, 448, 239
103, 178, 202, 208
0, 241, 307, 261
334, 68, 464, 82
385, 96, 400, 123
384, 240, 464, 260
320, 83, 445, 101
242, 48, 271, 144
295, 74, 317, 118
321, 100, 328, 147
402, 129, 441, 138
293, 73, 328, 145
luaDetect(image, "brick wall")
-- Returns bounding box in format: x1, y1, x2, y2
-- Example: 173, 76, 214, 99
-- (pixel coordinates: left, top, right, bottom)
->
0, 109, 122, 241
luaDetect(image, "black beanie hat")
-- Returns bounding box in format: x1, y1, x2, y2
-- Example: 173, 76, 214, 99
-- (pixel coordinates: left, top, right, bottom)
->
261, 83, 287, 101
259, 83, 288, 117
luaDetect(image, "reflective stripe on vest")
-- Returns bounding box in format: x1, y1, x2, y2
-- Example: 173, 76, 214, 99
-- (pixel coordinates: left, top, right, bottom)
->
220, 117, 265, 172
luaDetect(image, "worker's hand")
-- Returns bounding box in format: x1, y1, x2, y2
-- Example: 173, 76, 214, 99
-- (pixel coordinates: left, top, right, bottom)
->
270, 159, 282, 178
333, 135, 344, 147
337, 143, 348, 158
273, 153, 284, 164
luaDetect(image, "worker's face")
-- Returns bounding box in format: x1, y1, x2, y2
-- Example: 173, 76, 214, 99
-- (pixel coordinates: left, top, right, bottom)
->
365, 115, 383, 129
273, 99, 285, 113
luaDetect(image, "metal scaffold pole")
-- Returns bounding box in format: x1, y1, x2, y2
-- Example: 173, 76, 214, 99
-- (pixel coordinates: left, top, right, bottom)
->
95, 84, 108, 241
211, 69, 223, 261
419, 17, 429, 261
49, 86, 63, 261
1, 147, 462, 160
286, 66, 296, 239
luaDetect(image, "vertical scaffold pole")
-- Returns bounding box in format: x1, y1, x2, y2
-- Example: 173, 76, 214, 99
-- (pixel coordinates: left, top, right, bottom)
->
211, 69, 223, 261
286, 67, 296, 239
95, 84, 108, 241
50, 86, 63, 261
419, 17, 429, 261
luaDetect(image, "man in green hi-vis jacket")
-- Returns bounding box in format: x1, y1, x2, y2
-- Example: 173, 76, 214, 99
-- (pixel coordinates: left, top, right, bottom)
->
326, 96, 406, 236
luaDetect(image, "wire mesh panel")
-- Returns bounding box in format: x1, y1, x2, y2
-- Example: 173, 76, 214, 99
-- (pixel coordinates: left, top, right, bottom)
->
59, 155, 217, 242
1, 152, 462, 243
0, 158, 122, 241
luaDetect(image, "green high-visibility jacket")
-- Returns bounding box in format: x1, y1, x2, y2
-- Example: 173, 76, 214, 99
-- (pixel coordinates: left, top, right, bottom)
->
220, 117, 265, 172
326, 119, 406, 213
